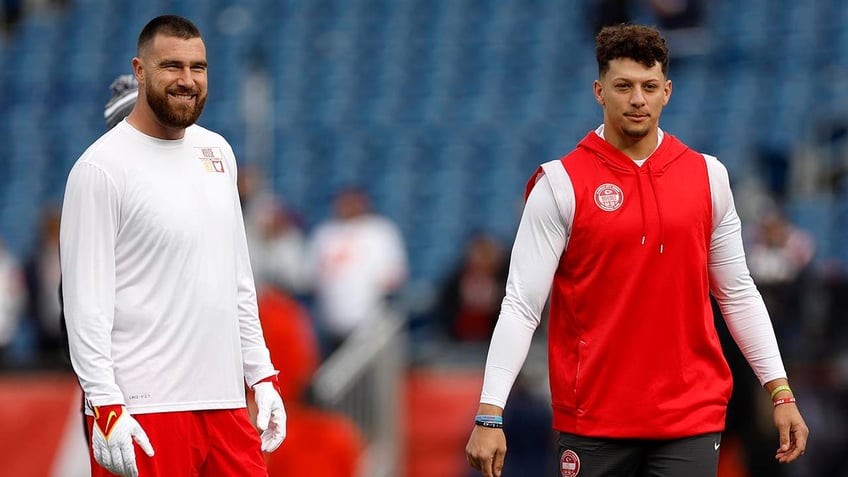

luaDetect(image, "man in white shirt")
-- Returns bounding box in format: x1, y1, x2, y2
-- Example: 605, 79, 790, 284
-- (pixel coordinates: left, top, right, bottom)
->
60, 15, 285, 477
307, 186, 408, 355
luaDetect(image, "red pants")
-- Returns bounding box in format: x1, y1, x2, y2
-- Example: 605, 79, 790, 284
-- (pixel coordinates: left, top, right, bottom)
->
86, 408, 267, 477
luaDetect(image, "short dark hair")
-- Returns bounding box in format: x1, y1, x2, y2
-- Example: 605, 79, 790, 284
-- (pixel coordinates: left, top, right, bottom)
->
595, 24, 669, 78
137, 15, 202, 56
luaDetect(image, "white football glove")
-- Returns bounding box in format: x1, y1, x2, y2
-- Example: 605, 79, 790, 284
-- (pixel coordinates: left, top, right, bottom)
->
253, 379, 287, 452
91, 405, 155, 477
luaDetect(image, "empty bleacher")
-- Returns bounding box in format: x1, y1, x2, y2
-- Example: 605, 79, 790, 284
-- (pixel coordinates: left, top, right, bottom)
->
0, 0, 846, 284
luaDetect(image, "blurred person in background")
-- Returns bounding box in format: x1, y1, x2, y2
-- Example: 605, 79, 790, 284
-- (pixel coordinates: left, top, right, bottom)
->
745, 207, 815, 356
306, 185, 408, 357
23, 205, 64, 368
244, 192, 308, 296
438, 231, 508, 343
465, 24, 808, 477
0, 237, 24, 368
746, 208, 815, 286
60, 15, 285, 477
104, 74, 140, 130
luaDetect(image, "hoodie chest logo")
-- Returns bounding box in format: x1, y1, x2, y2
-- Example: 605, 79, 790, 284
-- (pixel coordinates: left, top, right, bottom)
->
594, 183, 624, 211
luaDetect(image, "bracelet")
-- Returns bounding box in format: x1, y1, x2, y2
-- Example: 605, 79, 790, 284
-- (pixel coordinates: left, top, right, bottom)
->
769, 384, 793, 400
475, 414, 503, 429
773, 397, 797, 407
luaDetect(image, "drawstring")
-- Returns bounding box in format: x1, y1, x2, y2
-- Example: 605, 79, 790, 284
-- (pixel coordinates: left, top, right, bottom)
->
646, 164, 665, 254
634, 169, 647, 246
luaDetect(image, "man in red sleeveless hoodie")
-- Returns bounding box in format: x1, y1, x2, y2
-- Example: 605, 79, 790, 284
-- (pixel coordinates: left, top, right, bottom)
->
465, 24, 808, 477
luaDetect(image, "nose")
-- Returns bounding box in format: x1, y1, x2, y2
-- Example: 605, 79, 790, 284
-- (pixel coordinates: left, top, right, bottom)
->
176, 67, 194, 86
630, 88, 646, 107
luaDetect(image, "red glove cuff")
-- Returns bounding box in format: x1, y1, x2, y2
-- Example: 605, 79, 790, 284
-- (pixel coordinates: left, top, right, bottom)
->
255, 374, 282, 395
93, 404, 125, 438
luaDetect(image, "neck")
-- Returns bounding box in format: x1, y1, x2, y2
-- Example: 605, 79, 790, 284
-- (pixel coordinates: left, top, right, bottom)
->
126, 102, 187, 141
603, 127, 659, 161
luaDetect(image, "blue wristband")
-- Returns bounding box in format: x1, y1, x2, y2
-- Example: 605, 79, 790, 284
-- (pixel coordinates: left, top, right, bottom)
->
475, 414, 503, 428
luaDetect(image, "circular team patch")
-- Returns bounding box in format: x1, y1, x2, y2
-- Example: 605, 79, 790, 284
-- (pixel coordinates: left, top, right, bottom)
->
594, 183, 624, 211
560, 449, 581, 477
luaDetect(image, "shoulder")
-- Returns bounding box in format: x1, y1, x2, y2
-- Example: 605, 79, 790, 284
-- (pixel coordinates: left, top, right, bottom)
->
364, 215, 402, 235
698, 153, 731, 181
185, 124, 231, 149
70, 126, 128, 177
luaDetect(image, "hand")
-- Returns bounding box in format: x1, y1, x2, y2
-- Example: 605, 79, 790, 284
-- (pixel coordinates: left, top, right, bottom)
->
91, 405, 155, 477
773, 403, 809, 464
253, 380, 287, 452
465, 425, 507, 477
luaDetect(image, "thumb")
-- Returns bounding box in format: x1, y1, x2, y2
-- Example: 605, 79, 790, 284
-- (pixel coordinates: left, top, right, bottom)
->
132, 426, 155, 457
779, 425, 791, 451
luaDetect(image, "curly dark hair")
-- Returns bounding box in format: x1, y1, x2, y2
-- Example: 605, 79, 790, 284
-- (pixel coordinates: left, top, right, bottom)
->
595, 24, 669, 78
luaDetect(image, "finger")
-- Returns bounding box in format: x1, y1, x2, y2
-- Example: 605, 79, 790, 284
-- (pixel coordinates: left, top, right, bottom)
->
93, 446, 105, 469
119, 438, 139, 477
256, 406, 271, 431
99, 445, 114, 473
481, 456, 494, 477
261, 428, 283, 452
272, 411, 287, 441
275, 407, 288, 431
794, 426, 809, 455
776, 443, 804, 463
493, 447, 506, 477
133, 428, 155, 457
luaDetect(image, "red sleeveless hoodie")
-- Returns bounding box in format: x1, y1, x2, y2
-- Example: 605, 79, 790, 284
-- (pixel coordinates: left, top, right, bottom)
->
528, 131, 732, 438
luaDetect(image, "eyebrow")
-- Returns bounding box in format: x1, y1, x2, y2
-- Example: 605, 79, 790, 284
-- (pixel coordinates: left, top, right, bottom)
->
158, 59, 208, 68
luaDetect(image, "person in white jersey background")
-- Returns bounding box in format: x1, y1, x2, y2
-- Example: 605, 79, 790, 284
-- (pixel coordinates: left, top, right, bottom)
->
60, 15, 285, 477
306, 185, 408, 356
464, 24, 808, 477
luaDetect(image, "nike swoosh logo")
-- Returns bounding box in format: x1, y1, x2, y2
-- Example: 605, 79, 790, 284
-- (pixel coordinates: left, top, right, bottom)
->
714, 442, 721, 451
103, 411, 119, 437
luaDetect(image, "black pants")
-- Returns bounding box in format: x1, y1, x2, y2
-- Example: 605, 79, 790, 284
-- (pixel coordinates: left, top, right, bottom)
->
556, 432, 721, 477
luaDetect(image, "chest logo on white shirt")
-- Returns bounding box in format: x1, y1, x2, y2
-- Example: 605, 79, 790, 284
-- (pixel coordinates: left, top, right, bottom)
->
594, 183, 624, 211
195, 147, 225, 173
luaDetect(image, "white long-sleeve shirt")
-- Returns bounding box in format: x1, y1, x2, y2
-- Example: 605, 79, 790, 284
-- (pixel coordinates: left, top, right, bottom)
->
481, 129, 787, 408
60, 120, 275, 414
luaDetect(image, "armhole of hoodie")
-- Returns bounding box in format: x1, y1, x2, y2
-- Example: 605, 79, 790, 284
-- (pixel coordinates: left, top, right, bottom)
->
540, 160, 575, 240
702, 153, 731, 234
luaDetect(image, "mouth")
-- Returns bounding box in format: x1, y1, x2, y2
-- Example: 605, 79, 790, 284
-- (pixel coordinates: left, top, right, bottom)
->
168, 92, 197, 103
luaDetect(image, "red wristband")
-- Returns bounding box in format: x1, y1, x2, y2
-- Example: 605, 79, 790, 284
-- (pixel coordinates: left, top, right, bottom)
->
255, 374, 281, 394
773, 397, 797, 407
93, 404, 125, 437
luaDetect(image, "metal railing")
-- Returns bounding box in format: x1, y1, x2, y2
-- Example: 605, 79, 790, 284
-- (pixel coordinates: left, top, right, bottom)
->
311, 306, 407, 477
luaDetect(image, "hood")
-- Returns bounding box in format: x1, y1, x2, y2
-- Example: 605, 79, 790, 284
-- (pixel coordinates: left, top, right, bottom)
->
575, 130, 692, 254
576, 130, 690, 175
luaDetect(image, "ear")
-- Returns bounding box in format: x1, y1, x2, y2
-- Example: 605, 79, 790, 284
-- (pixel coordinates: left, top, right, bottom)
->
662, 79, 672, 106
132, 57, 144, 83
593, 80, 604, 106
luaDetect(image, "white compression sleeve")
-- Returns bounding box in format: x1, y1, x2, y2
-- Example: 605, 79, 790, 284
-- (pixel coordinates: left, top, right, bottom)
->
480, 172, 569, 407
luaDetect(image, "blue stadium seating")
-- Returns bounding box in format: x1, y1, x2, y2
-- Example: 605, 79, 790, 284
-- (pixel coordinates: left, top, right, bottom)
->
0, 0, 846, 281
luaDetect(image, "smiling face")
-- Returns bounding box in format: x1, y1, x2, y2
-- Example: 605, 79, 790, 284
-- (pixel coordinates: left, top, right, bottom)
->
593, 58, 671, 155
131, 33, 208, 138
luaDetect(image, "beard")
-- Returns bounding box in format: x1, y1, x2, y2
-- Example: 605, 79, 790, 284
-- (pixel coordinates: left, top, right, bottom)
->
622, 123, 650, 139
146, 83, 207, 129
